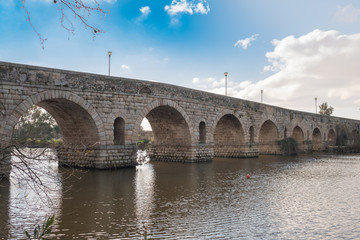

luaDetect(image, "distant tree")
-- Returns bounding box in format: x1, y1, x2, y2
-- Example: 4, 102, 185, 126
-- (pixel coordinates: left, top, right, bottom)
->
319, 102, 334, 116
12, 106, 61, 146
20, 0, 109, 47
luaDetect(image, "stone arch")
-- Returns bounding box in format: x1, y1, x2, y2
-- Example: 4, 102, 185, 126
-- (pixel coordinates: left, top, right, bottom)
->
210, 110, 246, 142
199, 121, 206, 144
6, 90, 105, 146
213, 113, 245, 157
284, 127, 288, 139
114, 117, 125, 145
292, 126, 304, 152
328, 129, 336, 146
259, 120, 280, 154
139, 86, 152, 95
133, 99, 194, 145
312, 128, 322, 151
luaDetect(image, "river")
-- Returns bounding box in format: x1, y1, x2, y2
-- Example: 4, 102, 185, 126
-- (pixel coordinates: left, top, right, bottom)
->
1, 151, 360, 239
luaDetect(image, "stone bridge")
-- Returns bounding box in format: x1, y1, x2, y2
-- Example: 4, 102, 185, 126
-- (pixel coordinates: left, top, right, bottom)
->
1, 61, 360, 176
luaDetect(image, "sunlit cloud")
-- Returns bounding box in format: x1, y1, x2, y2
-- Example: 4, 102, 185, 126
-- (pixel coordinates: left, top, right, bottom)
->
192, 77, 200, 84
121, 64, 130, 71
139, 6, 151, 17
194, 1, 210, 14
136, 6, 151, 23
234, 34, 259, 49
193, 29, 360, 118
335, 4, 360, 24
165, 0, 194, 15
164, 0, 210, 25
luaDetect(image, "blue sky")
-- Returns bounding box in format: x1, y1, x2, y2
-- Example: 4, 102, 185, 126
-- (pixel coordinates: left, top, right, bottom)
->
1, 0, 360, 119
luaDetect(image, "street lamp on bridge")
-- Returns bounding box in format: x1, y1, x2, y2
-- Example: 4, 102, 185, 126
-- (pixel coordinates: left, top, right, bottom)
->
224, 72, 228, 96
108, 51, 112, 76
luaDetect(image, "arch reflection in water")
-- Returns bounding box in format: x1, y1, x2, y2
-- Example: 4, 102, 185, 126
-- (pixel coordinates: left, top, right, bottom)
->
8, 148, 62, 239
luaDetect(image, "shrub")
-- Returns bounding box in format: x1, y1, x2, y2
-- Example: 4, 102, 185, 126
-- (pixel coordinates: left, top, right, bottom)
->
278, 137, 298, 155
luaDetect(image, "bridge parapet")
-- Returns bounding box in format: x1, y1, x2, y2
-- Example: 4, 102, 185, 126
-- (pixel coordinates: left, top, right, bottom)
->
1, 61, 360, 176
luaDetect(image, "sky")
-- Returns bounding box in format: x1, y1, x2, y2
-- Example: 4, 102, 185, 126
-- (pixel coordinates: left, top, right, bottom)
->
1, 0, 360, 120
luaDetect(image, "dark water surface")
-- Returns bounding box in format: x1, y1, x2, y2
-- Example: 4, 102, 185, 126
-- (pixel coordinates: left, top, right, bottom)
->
1, 153, 360, 239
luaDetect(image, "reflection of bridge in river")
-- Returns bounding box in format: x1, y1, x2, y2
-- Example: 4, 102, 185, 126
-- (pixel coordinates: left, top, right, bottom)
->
1, 61, 360, 175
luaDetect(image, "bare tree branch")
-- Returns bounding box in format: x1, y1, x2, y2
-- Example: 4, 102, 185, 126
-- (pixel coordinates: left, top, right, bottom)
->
20, 0, 109, 48
20, 0, 48, 48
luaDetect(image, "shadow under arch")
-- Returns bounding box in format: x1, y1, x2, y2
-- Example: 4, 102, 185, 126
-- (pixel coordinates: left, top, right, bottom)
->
312, 128, 322, 151
292, 126, 305, 152
259, 120, 280, 154
213, 113, 245, 158
328, 129, 336, 146
133, 99, 195, 143
6, 90, 105, 146
134, 99, 194, 162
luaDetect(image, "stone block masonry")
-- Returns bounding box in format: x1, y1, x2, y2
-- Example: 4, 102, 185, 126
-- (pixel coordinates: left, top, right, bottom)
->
1, 61, 360, 177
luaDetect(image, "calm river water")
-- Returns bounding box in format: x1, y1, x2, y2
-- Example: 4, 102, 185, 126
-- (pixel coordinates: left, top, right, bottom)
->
1, 152, 360, 239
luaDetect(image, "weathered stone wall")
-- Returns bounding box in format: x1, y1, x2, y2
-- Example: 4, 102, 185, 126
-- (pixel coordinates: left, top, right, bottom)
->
149, 145, 212, 162
57, 145, 137, 169
1, 61, 360, 175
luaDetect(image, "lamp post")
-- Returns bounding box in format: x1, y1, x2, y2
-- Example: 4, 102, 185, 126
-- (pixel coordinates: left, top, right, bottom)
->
261, 90, 263, 103
315, 97, 317, 114
224, 72, 228, 96
108, 51, 112, 76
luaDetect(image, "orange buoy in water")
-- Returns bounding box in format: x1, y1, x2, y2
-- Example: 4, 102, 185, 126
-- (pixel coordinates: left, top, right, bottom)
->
246, 174, 250, 179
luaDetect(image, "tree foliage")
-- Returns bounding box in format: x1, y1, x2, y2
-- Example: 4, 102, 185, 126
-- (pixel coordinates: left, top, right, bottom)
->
25, 215, 55, 240
12, 106, 61, 147
278, 137, 298, 155
319, 102, 334, 116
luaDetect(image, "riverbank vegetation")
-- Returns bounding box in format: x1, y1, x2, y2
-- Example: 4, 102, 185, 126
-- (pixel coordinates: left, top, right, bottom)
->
137, 127, 153, 150
12, 106, 62, 148
278, 137, 298, 155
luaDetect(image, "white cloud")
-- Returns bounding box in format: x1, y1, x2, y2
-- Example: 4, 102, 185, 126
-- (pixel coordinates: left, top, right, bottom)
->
234, 34, 259, 49
165, 0, 210, 17
193, 30, 360, 119
335, 4, 360, 24
165, 0, 193, 15
192, 77, 200, 84
194, 2, 210, 14
139, 6, 151, 17
121, 64, 130, 71
136, 6, 151, 23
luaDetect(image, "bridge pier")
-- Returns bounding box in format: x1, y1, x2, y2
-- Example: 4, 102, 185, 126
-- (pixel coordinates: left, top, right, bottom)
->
243, 143, 259, 157
57, 144, 138, 169
214, 143, 260, 158
0, 146, 12, 180
149, 144, 213, 162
